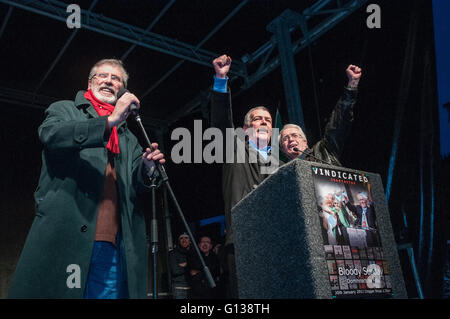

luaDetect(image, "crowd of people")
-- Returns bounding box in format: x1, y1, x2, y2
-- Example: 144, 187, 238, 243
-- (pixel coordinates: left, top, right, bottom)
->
169, 232, 226, 299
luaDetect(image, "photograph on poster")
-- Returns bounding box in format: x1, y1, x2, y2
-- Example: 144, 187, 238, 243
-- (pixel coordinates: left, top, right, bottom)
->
311, 166, 393, 298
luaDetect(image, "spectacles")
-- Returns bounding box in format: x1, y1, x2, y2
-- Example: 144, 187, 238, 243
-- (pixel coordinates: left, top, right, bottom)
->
281, 133, 304, 143
92, 72, 123, 84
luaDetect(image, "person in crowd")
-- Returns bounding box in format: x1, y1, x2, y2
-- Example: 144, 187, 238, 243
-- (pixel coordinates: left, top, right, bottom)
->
187, 236, 221, 299
169, 233, 192, 299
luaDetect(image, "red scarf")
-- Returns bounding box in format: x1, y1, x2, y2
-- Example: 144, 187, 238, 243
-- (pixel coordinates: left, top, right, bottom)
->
84, 89, 120, 154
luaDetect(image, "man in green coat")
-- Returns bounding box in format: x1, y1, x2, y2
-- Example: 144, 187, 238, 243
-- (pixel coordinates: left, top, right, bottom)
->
8, 59, 165, 299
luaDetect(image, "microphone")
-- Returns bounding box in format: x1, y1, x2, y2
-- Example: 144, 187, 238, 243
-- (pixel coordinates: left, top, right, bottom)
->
117, 88, 139, 115
293, 147, 331, 165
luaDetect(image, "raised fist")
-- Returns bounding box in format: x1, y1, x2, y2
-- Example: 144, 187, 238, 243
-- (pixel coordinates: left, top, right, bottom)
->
346, 64, 362, 88
212, 55, 232, 79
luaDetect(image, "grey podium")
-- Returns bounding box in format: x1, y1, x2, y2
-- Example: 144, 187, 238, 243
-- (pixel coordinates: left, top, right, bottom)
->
232, 159, 407, 299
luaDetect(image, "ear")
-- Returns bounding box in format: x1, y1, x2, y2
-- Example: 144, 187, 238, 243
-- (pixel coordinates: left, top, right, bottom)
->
87, 80, 91, 90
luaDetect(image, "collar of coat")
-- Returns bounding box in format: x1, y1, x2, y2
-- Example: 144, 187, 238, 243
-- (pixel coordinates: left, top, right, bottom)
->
74, 90, 128, 131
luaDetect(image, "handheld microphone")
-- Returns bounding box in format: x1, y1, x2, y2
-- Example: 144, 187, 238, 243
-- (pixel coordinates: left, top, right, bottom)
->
117, 88, 139, 115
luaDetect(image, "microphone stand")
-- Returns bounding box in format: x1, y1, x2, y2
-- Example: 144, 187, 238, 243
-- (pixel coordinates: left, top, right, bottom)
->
133, 111, 216, 292
150, 180, 158, 299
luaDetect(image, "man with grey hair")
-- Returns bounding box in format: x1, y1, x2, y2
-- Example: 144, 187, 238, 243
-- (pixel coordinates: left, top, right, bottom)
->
345, 192, 377, 230
279, 65, 362, 165
89, 58, 129, 89
210, 54, 283, 298
8, 58, 165, 299
344, 192, 379, 246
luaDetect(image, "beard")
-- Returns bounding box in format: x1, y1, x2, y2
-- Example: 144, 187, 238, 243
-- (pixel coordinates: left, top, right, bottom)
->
91, 85, 118, 105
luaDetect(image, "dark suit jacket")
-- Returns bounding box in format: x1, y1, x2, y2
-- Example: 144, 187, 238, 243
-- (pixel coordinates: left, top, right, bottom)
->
345, 201, 377, 230
210, 90, 283, 245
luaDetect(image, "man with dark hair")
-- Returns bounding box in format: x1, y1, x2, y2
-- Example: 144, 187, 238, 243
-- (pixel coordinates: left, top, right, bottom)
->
8, 59, 165, 299
187, 236, 221, 299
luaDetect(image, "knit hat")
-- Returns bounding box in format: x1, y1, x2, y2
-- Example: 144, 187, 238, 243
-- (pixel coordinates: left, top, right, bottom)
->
178, 233, 189, 240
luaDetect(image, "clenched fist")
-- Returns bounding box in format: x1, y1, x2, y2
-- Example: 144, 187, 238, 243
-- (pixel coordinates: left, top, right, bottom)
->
346, 64, 362, 88
212, 55, 232, 79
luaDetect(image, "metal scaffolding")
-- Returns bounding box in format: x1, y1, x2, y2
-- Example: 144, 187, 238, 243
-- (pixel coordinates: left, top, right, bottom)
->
0, 0, 368, 130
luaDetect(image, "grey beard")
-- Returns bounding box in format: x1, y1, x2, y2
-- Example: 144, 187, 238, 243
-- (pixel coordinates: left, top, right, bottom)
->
92, 88, 117, 105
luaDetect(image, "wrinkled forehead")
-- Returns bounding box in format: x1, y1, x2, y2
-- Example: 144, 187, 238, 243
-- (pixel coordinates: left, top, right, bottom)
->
95, 63, 124, 76
281, 127, 301, 137
250, 109, 272, 120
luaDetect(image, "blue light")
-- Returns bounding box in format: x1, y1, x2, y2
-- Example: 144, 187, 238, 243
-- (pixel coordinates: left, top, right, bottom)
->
432, 0, 450, 157
199, 215, 226, 237
385, 142, 397, 202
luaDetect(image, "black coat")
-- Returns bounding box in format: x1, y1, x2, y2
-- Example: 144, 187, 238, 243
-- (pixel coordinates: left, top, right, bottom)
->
301, 87, 358, 166
169, 246, 191, 286
210, 91, 283, 246
345, 202, 377, 230
187, 250, 221, 299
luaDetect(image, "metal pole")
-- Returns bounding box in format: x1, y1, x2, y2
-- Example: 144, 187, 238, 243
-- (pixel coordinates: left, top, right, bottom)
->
268, 10, 305, 128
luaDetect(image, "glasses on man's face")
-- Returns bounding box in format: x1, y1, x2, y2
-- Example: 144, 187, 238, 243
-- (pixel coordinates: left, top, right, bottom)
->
281, 133, 303, 143
93, 73, 122, 84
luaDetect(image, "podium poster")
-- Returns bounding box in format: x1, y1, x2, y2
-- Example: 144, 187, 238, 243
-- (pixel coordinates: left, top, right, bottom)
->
311, 166, 393, 298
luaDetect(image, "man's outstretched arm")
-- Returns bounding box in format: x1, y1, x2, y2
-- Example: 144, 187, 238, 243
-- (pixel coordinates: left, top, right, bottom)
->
321, 64, 363, 158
